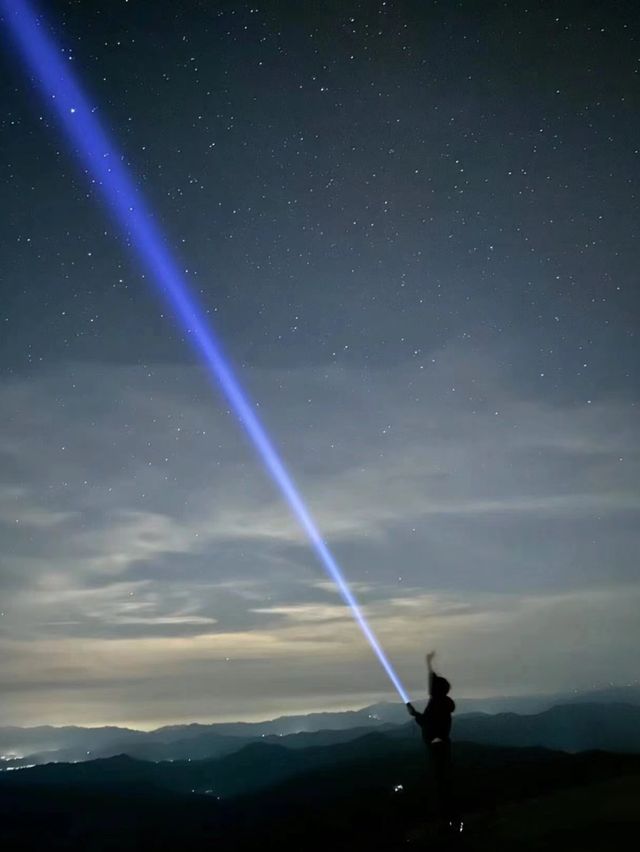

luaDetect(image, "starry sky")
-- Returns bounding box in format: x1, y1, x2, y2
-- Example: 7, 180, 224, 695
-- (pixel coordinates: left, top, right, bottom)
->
0, 0, 638, 728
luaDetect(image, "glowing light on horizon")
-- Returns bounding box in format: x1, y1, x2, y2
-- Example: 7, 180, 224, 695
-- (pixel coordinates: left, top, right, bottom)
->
1, 0, 410, 704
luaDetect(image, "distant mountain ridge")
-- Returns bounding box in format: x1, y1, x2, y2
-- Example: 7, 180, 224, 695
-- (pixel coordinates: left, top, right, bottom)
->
454, 702, 640, 753
2, 684, 638, 768
1, 701, 640, 852
2, 706, 640, 801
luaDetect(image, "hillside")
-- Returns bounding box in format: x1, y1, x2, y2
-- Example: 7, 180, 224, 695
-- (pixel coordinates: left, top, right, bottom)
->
0, 738, 638, 851
454, 702, 640, 753
3, 697, 639, 769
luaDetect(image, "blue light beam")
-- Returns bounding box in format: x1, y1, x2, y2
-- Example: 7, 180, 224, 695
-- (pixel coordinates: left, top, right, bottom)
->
1, 0, 410, 704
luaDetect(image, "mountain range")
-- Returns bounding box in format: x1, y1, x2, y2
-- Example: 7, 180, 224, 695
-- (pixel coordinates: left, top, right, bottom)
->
1, 688, 639, 850
2, 702, 639, 792
1, 723, 639, 851
2, 685, 639, 769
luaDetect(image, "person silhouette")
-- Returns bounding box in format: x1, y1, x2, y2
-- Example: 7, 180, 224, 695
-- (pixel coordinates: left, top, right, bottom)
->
407, 651, 456, 824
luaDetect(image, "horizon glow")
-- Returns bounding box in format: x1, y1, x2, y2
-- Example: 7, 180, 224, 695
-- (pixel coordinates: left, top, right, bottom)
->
1, 0, 410, 704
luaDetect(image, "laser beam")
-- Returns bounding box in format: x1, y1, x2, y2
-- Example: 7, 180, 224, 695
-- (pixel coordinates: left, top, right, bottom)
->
1, 0, 409, 704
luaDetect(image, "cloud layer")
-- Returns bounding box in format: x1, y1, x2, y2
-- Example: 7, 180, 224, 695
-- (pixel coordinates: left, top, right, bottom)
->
0, 349, 638, 726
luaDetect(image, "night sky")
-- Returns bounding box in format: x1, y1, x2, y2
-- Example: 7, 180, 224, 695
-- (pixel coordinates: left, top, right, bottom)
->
1, 0, 638, 728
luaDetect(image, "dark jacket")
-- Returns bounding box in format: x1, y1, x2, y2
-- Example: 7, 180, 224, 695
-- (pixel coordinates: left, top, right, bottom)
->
413, 671, 455, 744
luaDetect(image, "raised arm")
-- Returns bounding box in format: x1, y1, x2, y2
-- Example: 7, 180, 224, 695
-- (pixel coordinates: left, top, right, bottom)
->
426, 650, 436, 694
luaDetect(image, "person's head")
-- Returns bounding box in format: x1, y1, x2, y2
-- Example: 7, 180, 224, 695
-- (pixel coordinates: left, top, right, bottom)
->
431, 674, 451, 697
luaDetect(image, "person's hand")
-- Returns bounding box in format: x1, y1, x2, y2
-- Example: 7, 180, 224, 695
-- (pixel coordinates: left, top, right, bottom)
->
406, 702, 417, 717
426, 650, 436, 664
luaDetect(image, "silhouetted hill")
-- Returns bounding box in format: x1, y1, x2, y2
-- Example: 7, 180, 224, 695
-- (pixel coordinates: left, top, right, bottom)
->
461, 774, 640, 851
0, 732, 407, 798
0, 708, 387, 767
153, 706, 387, 739
363, 683, 640, 721
0, 724, 144, 759
0, 736, 638, 851
454, 702, 640, 753
3, 686, 638, 768
3, 704, 639, 805
264, 722, 398, 749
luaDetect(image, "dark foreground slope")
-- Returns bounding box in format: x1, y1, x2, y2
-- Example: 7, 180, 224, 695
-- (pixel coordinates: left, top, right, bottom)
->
0, 733, 638, 851
461, 774, 640, 852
